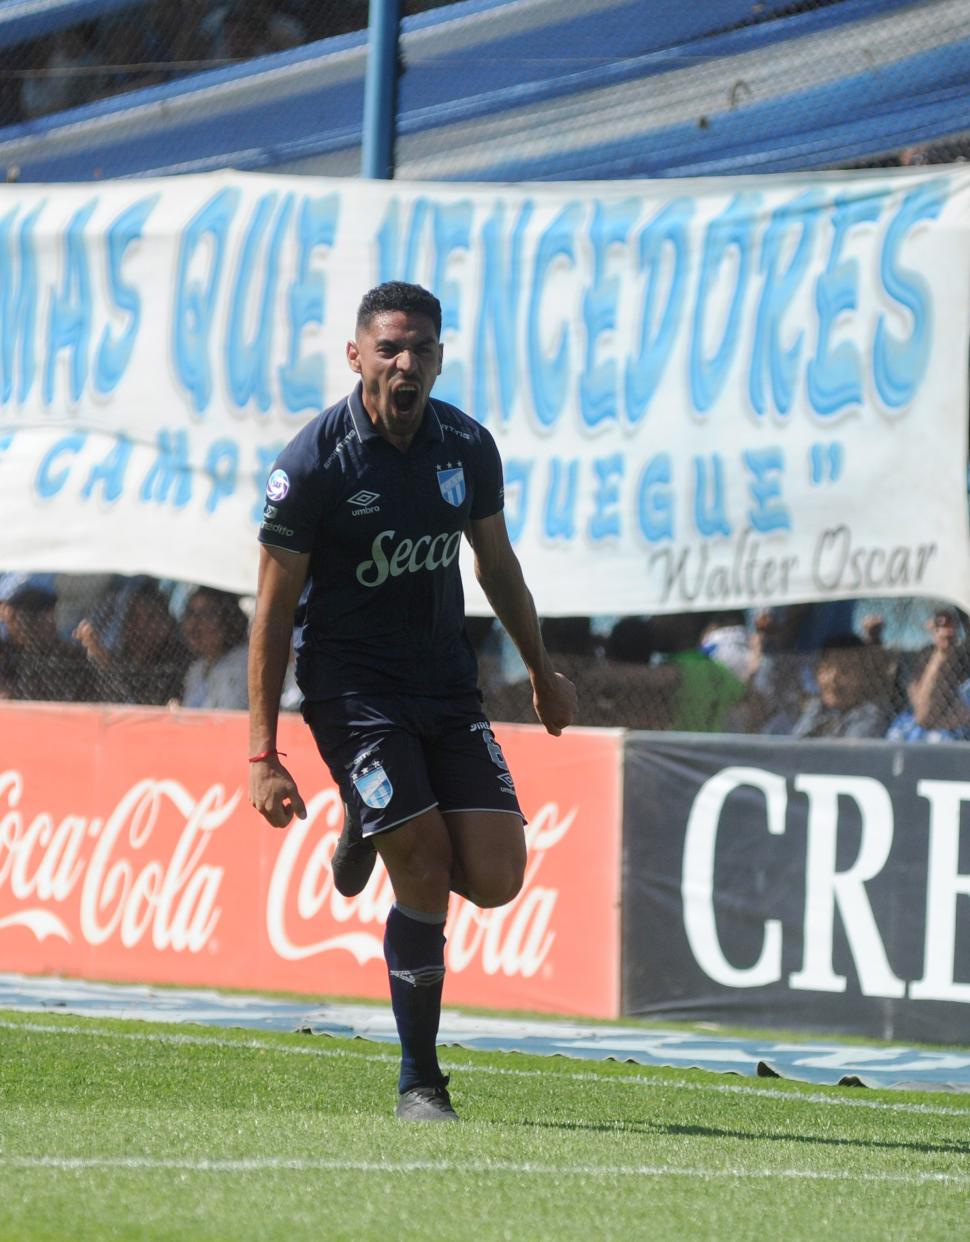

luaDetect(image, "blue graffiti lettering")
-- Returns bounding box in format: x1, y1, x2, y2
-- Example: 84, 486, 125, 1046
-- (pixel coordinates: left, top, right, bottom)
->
474, 201, 532, 426
173, 187, 241, 414
743, 447, 790, 532
431, 201, 473, 407
0, 202, 41, 405
205, 437, 238, 512
279, 195, 338, 415
691, 193, 760, 413
44, 199, 97, 407
637, 453, 673, 543
81, 432, 132, 503
528, 203, 581, 429
581, 199, 639, 430
750, 190, 822, 417
228, 192, 294, 412
377, 197, 430, 284
693, 454, 732, 537
35, 432, 87, 498
140, 429, 192, 508
807, 190, 883, 416
95, 195, 159, 396
543, 457, 578, 539
589, 454, 624, 541
874, 181, 943, 410
625, 198, 693, 425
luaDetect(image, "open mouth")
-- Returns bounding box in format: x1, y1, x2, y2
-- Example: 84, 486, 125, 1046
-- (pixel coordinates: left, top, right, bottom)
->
392, 384, 419, 414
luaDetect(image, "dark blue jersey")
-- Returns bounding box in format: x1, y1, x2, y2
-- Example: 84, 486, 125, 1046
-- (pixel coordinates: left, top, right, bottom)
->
258, 383, 504, 701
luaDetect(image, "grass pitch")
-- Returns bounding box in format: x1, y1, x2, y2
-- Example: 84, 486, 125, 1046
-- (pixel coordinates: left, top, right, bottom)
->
0, 1010, 967, 1242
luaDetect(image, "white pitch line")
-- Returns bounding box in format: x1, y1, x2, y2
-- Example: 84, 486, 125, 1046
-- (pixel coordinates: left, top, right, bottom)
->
2, 1019, 969, 1120
0, 1156, 966, 1186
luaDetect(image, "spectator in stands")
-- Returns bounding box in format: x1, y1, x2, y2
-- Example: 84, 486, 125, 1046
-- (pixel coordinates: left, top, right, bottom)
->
53, 572, 120, 640
0, 49, 25, 127
603, 615, 654, 665
648, 612, 748, 733
886, 607, 970, 742
789, 634, 888, 739
210, 0, 307, 62
747, 608, 813, 734
296, 0, 369, 42
20, 26, 98, 118
857, 608, 906, 718
0, 573, 94, 702
898, 144, 930, 167
0, 643, 17, 699
95, 17, 167, 97
700, 610, 750, 680
148, 1, 218, 79
74, 578, 191, 705
539, 616, 597, 675
180, 586, 250, 709
592, 615, 669, 729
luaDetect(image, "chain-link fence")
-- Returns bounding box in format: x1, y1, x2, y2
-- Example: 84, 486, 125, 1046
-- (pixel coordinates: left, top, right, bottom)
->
0, 1, 968, 739
477, 604, 970, 741
0, 1, 967, 176
3, 571, 970, 743
0, 1, 464, 128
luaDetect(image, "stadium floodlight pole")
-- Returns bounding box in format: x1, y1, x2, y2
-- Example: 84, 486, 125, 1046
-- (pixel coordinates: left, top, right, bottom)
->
361, 0, 402, 179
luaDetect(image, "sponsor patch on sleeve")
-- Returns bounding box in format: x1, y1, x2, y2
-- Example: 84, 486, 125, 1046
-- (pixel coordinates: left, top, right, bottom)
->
266, 469, 290, 501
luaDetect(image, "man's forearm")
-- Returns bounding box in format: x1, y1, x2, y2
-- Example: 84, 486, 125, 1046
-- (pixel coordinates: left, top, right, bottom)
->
247, 613, 292, 752
477, 562, 552, 685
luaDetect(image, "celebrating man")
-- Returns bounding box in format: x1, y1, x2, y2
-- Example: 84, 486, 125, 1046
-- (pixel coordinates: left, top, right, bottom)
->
248, 281, 576, 1121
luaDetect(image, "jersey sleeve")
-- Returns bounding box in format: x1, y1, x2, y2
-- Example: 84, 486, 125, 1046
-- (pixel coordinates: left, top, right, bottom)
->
257, 431, 325, 554
469, 425, 505, 520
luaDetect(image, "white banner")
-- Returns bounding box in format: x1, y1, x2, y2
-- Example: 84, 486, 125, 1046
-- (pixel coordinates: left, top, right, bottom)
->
0, 167, 968, 614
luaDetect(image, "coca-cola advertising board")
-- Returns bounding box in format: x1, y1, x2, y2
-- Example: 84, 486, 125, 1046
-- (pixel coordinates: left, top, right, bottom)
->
0, 704, 622, 1018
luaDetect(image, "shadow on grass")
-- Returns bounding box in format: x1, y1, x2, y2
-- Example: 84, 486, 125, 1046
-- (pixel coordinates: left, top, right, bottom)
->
512, 1119, 970, 1156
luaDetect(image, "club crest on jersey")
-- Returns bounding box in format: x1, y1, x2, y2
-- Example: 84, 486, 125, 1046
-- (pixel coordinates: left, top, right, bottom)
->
353, 762, 394, 810
437, 465, 466, 508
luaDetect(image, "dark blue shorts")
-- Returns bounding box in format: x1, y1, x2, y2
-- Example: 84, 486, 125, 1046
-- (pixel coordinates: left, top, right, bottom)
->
302, 692, 524, 838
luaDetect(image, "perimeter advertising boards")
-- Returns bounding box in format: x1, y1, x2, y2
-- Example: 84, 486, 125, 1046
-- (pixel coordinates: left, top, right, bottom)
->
0, 704, 623, 1019
623, 733, 970, 1043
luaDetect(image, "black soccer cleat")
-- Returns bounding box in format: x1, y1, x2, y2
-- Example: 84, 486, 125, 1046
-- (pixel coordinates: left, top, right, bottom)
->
331, 801, 377, 897
395, 1081, 459, 1122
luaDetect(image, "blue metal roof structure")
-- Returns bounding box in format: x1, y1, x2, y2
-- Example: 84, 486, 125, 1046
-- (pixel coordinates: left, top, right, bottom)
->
0, 0, 966, 182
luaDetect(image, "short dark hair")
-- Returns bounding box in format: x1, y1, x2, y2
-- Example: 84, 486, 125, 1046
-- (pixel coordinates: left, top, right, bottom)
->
605, 616, 653, 664
356, 282, 442, 337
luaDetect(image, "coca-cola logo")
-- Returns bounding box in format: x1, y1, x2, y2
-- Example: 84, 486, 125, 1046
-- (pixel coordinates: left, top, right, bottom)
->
0, 765, 580, 982
267, 790, 577, 979
0, 770, 234, 952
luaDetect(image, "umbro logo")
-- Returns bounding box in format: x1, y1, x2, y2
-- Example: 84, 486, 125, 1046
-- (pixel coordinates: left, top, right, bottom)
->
347, 489, 381, 515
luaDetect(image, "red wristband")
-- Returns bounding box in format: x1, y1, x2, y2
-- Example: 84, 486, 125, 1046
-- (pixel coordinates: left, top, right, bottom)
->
248, 749, 286, 763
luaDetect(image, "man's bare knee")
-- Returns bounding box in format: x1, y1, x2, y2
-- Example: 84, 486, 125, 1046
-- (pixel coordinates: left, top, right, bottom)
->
465, 863, 525, 909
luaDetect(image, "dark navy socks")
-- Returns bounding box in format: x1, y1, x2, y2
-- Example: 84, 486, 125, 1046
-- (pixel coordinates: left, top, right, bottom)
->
384, 902, 447, 1093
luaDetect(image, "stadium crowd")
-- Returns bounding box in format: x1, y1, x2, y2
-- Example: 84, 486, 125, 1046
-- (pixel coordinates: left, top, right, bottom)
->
0, 1, 967, 175
0, 0, 460, 128
3, 568, 970, 743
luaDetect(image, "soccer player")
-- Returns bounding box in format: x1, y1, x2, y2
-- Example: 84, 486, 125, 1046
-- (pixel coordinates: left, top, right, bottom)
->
247, 281, 576, 1122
